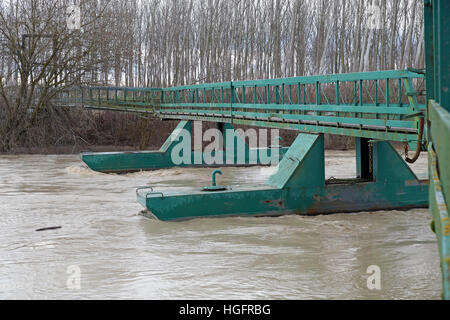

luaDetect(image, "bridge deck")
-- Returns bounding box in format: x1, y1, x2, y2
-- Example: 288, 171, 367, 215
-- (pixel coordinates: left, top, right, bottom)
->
56, 69, 425, 142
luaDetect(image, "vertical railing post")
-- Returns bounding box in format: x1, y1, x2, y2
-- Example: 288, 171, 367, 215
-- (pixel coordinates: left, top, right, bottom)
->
358, 79, 363, 119
374, 80, 378, 106
288, 85, 292, 104
386, 79, 390, 107
359, 80, 363, 106
264, 86, 267, 104
303, 84, 306, 105
230, 82, 234, 122
275, 85, 280, 104
375, 79, 379, 119
335, 80, 340, 118
316, 81, 321, 116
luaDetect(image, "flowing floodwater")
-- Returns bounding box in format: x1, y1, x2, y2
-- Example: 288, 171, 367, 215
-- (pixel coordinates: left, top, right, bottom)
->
0, 151, 441, 299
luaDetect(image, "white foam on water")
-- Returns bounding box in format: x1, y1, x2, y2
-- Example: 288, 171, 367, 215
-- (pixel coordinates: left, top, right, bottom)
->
65, 165, 105, 176
126, 168, 185, 178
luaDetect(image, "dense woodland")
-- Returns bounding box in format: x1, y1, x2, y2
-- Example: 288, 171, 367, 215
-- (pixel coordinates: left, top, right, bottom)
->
0, 0, 425, 153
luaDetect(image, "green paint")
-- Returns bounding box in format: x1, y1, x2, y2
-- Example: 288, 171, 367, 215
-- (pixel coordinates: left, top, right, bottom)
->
202, 170, 227, 192
82, 120, 288, 173
54, 13, 450, 298
137, 133, 427, 221
56, 69, 424, 143
266, 134, 324, 189
425, 0, 450, 300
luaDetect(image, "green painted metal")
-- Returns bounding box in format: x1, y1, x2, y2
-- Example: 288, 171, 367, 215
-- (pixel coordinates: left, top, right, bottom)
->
428, 101, 450, 299
137, 133, 427, 221
266, 134, 324, 189
51, 9, 442, 297
202, 170, 227, 191
428, 101, 450, 204
211, 170, 222, 187
52, 10, 445, 295
372, 139, 419, 183
429, 142, 450, 300
424, 0, 450, 300
81, 120, 190, 172
55, 69, 425, 143
54, 3, 450, 297
81, 120, 288, 173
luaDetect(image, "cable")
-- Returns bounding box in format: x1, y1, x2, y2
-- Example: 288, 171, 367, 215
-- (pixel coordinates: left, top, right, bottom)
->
405, 117, 424, 164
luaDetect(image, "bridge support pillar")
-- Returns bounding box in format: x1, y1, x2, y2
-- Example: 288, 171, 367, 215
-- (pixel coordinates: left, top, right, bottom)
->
138, 133, 428, 221
81, 120, 287, 173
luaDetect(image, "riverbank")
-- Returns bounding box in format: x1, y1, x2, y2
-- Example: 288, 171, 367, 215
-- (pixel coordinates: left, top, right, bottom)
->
1, 132, 357, 155
2, 145, 143, 155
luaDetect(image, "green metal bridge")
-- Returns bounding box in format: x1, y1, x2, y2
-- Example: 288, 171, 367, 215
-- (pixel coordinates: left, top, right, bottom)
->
58, 69, 425, 144
54, 0, 449, 300
424, 0, 450, 300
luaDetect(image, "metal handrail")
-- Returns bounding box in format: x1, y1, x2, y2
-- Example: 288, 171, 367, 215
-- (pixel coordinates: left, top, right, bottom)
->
145, 192, 164, 200
136, 186, 153, 195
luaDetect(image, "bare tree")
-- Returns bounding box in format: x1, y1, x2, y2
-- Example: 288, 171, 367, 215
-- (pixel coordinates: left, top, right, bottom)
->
0, 0, 110, 152
0, 0, 426, 151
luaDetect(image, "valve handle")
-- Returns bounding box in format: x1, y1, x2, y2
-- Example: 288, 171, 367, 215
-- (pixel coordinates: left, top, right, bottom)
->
212, 170, 222, 187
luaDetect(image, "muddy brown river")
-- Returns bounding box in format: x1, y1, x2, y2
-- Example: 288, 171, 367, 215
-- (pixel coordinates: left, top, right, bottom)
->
0, 151, 441, 299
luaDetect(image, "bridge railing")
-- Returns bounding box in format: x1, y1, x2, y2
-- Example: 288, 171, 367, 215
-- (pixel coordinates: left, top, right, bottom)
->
53, 69, 425, 142
424, 0, 450, 299
53, 86, 161, 113
155, 69, 425, 142
81, 86, 161, 113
